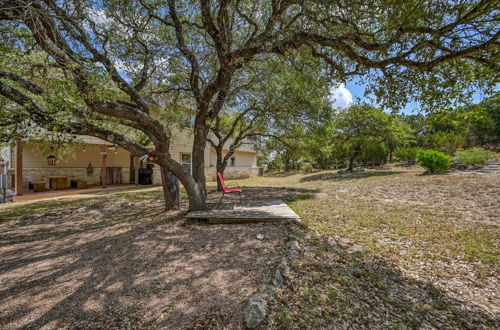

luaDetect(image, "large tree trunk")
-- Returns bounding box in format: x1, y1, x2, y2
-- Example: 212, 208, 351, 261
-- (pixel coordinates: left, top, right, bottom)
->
192, 117, 209, 197
156, 154, 207, 211
160, 167, 180, 211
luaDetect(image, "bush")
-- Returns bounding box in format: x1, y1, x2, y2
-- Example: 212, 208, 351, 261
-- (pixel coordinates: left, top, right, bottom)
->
394, 147, 418, 161
455, 148, 495, 165
416, 149, 453, 173
300, 162, 313, 173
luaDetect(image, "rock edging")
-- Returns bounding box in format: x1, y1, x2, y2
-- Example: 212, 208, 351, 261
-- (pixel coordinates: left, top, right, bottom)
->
244, 236, 301, 328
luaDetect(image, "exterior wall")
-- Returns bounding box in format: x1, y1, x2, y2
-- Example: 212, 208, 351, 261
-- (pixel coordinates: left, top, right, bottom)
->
19, 143, 130, 168
7, 132, 260, 189
152, 166, 162, 185
204, 166, 261, 182
205, 149, 259, 182
208, 149, 256, 167
22, 167, 131, 188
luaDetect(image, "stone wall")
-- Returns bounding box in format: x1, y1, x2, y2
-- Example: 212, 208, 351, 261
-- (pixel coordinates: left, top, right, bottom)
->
152, 167, 162, 185
18, 167, 131, 189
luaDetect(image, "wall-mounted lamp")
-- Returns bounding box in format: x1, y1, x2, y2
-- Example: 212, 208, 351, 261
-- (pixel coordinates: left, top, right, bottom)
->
46, 155, 57, 166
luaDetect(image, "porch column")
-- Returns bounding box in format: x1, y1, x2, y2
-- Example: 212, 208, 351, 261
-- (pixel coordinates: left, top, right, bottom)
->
101, 151, 107, 189
134, 156, 139, 186
15, 139, 23, 196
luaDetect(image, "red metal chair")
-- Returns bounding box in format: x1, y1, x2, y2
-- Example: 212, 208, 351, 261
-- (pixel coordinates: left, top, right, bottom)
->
216, 172, 242, 208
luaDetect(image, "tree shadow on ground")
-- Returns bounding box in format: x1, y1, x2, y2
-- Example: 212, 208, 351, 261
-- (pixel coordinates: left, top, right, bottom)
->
269, 235, 499, 329
300, 170, 404, 183
0, 197, 290, 329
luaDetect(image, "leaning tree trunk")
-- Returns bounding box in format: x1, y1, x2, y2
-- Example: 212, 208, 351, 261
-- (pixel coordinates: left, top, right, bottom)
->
156, 154, 207, 211
160, 167, 180, 211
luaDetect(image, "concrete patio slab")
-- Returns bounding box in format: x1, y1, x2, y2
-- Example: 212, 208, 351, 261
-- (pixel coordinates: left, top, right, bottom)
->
187, 199, 300, 224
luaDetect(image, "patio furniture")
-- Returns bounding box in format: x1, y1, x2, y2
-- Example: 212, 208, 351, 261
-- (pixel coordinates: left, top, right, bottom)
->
31, 181, 46, 192
216, 172, 242, 209
46, 176, 69, 190
71, 179, 87, 189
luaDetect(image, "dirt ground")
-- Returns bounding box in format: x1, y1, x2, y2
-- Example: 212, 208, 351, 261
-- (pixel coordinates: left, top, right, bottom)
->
0, 188, 295, 329
1, 169, 498, 329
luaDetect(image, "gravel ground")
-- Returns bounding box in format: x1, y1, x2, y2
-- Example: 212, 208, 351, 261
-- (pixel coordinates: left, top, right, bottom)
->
0, 189, 293, 329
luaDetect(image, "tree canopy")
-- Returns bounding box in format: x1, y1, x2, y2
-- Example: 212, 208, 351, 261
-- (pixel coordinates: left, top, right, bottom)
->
0, 0, 498, 210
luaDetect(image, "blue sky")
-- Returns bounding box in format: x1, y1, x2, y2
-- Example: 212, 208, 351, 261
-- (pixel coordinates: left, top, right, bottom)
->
331, 77, 496, 114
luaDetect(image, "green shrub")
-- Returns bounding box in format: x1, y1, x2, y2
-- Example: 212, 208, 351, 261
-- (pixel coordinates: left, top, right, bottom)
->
416, 149, 452, 173
300, 162, 313, 173
394, 147, 418, 161
455, 148, 495, 165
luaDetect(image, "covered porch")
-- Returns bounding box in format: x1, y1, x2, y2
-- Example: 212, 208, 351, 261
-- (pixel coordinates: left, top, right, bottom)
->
7, 137, 144, 200
12, 184, 138, 202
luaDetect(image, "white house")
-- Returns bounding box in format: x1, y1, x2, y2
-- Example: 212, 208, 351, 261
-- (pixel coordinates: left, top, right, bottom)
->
0, 128, 260, 199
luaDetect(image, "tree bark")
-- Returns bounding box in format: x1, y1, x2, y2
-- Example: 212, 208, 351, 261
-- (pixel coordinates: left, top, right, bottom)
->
155, 154, 207, 211
192, 117, 209, 196
160, 167, 180, 211
215, 146, 225, 191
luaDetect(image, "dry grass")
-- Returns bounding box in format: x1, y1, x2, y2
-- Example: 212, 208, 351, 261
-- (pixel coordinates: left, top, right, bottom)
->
250, 169, 499, 329
1, 169, 498, 328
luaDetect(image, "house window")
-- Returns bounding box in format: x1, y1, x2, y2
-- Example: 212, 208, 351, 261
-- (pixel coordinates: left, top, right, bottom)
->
181, 153, 192, 174
230, 156, 236, 166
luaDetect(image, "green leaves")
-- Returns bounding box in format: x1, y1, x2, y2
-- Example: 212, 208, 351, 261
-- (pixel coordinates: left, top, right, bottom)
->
416, 150, 453, 173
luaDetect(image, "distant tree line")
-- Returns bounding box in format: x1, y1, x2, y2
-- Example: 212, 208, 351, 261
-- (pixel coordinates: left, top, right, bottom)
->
260, 94, 499, 172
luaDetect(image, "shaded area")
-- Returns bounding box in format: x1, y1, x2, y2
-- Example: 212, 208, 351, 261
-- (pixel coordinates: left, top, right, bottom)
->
0, 186, 163, 219
0, 196, 289, 329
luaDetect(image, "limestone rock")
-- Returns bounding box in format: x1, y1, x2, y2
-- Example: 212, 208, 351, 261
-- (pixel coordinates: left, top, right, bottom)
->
277, 258, 290, 279
273, 268, 284, 287
259, 284, 276, 299
245, 295, 267, 328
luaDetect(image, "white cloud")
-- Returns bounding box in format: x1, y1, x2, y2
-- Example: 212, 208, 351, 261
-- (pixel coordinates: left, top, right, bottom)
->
330, 83, 353, 108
